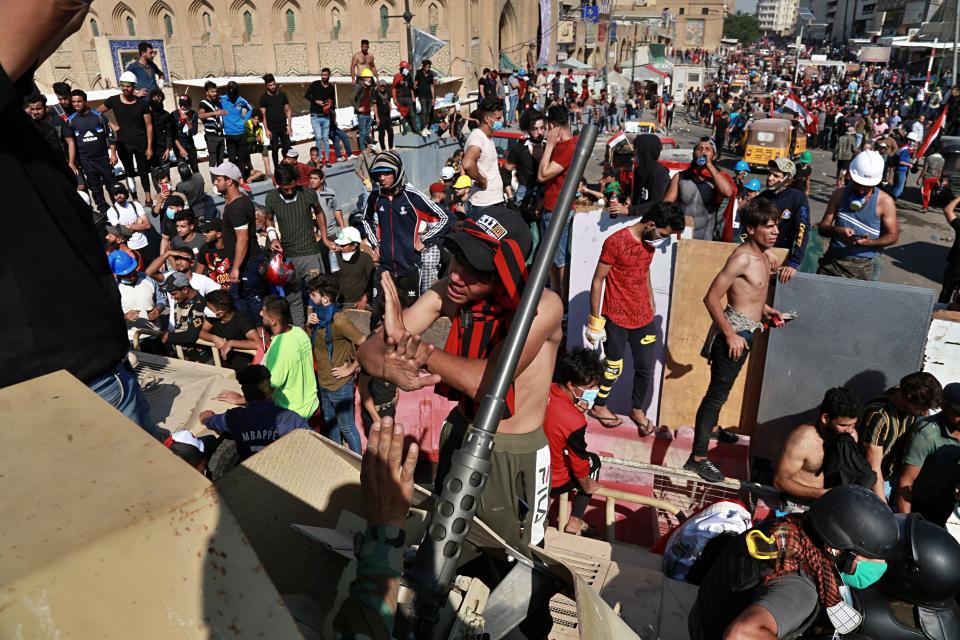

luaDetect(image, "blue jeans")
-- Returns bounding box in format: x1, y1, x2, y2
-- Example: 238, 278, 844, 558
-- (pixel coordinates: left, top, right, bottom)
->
357, 114, 373, 150
88, 361, 161, 440
310, 114, 331, 159
331, 128, 353, 157
891, 170, 908, 198
320, 378, 360, 453
507, 95, 519, 123
539, 209, 572, 268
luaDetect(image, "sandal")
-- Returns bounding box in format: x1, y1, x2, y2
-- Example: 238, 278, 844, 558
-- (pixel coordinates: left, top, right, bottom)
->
630, 415, 657, 437
588, 408, 622, 428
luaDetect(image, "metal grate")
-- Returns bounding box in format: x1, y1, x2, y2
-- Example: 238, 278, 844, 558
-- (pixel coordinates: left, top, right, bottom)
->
649, 472, 741, 537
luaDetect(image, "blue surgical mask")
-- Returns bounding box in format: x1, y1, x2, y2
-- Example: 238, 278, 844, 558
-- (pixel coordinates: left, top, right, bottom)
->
491, 120, 504, 131
165, 207, 176, 219
840, 559, 887, 590
574, 386, 599, 410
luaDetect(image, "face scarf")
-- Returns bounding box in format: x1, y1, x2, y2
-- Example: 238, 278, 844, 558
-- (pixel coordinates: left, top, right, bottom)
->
308, 298, 342, 359
436, 219, 528, 419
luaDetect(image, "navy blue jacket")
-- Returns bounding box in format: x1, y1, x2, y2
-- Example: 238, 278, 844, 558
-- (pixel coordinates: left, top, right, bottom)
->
761, 187, 810, 269
361, 184, 451, 277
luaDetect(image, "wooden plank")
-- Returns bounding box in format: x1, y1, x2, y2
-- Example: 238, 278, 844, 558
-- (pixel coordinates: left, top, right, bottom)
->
659, 239, 785, 431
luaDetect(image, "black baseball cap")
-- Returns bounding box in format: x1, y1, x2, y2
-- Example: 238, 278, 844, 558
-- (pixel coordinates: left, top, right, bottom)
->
444, 206, 531, 273
944, 383, 960, 412
199, 218, 222, 233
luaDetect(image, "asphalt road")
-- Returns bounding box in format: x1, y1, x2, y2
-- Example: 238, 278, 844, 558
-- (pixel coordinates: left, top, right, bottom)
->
583, 116, 956, 296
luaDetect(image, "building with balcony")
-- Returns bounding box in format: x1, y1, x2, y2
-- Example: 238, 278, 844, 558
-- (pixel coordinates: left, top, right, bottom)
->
757, 0, 800, 36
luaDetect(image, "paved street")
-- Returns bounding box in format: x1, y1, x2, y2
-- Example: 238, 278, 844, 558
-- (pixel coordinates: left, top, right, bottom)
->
584, 115, 955, 296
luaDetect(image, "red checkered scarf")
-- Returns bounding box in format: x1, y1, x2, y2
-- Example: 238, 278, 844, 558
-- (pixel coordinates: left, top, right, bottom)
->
767, 515, 842, 608
436, 219, 528, 418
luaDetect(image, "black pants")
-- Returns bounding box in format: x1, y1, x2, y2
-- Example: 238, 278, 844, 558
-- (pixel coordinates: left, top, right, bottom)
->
551, 480, 592, 518
940, 265, 960, 304
177, 139, 200, 173
377, 120, 395, 149
369, 267, 420, 330
205, 134, 226, 167
397, 100, 419, 133
418, 95, 433, 131
115, 142, 150, 196
594, 318, 657, 410
665, 111, 673, 129
693, 331, 753, 457
225, 134, 250, 178
80, 156, 115, 212
268, 126, 292, 169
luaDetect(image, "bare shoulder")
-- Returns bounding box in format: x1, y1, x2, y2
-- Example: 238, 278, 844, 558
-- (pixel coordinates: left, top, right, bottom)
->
784, 423, 821, 451
725, 245, 755, 271
537, 287, 564, 323
875, 188, 897, 213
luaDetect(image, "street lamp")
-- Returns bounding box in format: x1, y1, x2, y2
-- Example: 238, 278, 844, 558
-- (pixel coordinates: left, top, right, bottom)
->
794, 16, 828, 83
386, 0, 416, 65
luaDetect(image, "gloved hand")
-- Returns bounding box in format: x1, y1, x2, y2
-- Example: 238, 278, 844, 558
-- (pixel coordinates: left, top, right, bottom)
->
584, 314, 607, 349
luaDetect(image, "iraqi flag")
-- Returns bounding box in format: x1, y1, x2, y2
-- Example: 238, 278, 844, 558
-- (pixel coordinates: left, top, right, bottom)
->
916, 108, 947, 159
784, 92, 812, 124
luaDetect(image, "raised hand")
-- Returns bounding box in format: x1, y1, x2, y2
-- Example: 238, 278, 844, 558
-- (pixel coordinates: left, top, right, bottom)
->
362, 416, 418, 527
382, 331, 441, 391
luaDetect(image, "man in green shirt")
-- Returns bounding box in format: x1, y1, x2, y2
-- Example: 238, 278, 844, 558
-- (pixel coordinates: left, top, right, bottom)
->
896, 382, 960, 514
860, 371, 942, 500
216, 296, 319, 422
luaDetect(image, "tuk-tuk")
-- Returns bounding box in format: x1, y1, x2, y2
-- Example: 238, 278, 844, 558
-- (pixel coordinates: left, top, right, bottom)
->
624, 120, 659, 135
741, 118, 806, 169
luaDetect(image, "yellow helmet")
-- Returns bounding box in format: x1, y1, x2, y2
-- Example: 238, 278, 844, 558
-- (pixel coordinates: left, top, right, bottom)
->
360, 68, 375, 78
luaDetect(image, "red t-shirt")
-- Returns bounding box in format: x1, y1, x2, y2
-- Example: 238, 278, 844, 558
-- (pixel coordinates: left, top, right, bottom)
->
544, 383, 590, 487
543, 136, 578, 212
599, 227, 655, 329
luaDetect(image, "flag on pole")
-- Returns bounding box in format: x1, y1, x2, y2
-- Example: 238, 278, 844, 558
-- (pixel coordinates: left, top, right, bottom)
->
784, 92, 811, 124
916, 107, 947, 159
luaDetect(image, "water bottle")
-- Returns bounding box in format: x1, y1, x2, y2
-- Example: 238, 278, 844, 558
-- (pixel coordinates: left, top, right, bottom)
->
696, 155, 708, 167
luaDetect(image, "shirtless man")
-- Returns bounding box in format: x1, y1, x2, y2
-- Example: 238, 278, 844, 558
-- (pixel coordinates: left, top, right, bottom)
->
685, 197, 784, 482
774, 387, 861, 505
357, 207, 563, 559
351, 39, 377, 82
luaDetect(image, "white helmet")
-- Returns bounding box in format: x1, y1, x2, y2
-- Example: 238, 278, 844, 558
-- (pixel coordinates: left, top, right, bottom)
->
848, 150, 884, 187
907, 131, 922, 143
119, 71, 138, 85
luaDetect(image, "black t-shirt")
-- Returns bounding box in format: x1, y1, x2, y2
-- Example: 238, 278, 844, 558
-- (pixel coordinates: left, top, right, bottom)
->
0, 64, 127, 386
507, 142, 540, 187
335, 251, 375, 304
305, 81, 335, 115
221, 196, 256, 266
104, 95, 150, 150
415, 69, 434, 99
211, 310, 255, 341
479, 77, 498, 99
149, 103, 173, 150
259, 91, 289, 128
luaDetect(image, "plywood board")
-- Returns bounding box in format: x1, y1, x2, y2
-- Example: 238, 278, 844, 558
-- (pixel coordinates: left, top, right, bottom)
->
659, 239, 785, 430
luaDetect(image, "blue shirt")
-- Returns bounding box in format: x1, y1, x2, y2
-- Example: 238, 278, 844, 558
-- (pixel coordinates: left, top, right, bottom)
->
897, 147, 912, 173
761, 188, 810, 269
125, 60, 162, 93
220, 95, 253, 136
205, 399, 310, 460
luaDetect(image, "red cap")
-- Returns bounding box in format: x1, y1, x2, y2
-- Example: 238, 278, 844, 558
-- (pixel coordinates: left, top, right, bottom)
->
429, 181, 445, 194
399, 60, 410, 69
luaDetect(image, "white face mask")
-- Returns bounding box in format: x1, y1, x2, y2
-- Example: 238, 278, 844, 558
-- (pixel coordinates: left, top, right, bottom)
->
340, 251, 356, 261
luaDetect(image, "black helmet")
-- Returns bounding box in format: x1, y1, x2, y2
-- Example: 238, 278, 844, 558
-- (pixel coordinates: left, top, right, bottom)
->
882, 514, 960, 607
177, 161, 193, 182
807, 485, 898, 560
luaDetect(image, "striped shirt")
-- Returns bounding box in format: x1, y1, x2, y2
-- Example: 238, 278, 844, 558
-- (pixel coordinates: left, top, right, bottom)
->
264, 188, 321, 257
199, 98, 224, 136
860, 387, 918, 479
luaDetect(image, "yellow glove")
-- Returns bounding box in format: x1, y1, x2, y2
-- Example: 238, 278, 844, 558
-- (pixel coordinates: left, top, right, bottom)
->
587, 315, 606, 332
585, 315, 606, 349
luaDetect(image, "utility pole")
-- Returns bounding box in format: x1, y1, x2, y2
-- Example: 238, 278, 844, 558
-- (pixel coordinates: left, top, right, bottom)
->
403, 0, 415, 65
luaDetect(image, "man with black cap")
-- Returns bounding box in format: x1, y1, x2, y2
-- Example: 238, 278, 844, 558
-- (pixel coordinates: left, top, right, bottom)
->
360, 150, 450, 324
358, 206, 563, 564
199, 218, 231, 287
758, 156, 810, 284
161, 271, 208, 351
146, 248, 221, 325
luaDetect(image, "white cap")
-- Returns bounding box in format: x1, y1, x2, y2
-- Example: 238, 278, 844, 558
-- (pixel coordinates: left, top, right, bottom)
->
848, 150, 884, 187
440, 166, 456, 180
334, 226, 362, 245
907, 131, 922, 143
168, 430, 205, 452
209, 161, 243, 182
119, 71, 138, 85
